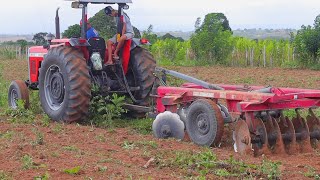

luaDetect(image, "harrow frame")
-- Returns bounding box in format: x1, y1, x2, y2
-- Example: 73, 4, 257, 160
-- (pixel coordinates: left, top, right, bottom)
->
153, 68, 320, 155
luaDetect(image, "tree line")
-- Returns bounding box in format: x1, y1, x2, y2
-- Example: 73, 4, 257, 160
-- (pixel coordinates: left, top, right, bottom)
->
2, 9, 320, 69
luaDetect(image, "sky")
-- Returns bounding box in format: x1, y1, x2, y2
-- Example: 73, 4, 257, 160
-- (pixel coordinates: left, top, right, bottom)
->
1, 0, 320, 34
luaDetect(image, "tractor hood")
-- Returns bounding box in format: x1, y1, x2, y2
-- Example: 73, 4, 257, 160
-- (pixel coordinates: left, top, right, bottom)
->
66, 0, 132, 3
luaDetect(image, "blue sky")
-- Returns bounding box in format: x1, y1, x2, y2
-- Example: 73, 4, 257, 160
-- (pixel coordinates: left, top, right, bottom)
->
1, 0, 320, 34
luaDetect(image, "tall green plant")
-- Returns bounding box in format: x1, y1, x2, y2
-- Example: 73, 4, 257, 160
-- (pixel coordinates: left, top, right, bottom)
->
190, 13, 234, 64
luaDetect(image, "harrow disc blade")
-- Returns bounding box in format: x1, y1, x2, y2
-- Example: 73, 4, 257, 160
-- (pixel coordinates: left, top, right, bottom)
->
306, 114, 320, 149
278, 116, 297, 155
265, 117, 286, 154
252, 118, 270, 156
152, 111, 185, 140
292, 116, 313, 153
233, 120, 252, 155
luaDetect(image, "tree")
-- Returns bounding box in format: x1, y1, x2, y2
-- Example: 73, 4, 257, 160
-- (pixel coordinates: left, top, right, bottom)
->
190, 13, 233, 63
142, 25, 158, 44
16, 39, 28, 53
196, 13, 232, 33
62, 24, 81, 38
89, 9, 141, 39
33, 32, 48, 46
62, 9, 141, 40
194, 17, 201, 31
294, 15, 320, 62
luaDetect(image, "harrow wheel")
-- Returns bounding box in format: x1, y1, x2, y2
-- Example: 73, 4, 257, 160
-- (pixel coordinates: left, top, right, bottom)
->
186, 99, 224, 147
233, 120, 252, 155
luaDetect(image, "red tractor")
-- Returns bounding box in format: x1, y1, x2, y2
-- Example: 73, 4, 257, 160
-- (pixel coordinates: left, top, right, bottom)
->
8, 0, 156, 123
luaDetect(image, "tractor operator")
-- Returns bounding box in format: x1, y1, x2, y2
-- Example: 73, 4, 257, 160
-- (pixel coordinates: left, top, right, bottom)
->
104, 6, 134, 65
80, 20, 99, 39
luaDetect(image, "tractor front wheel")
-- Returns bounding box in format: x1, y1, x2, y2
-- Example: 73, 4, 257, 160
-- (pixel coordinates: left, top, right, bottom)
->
8, 80, 29, 109
39, 46, 91, 123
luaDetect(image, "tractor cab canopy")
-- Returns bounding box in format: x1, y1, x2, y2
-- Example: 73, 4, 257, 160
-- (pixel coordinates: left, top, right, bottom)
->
66, 0, 132, 4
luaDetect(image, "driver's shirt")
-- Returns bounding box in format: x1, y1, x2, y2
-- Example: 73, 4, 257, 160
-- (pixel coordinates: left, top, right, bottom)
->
87, 27, 99, 39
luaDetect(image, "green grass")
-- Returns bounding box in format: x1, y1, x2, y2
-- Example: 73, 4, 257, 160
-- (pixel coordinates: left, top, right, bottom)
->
0, 170, 12, 180
63, 166, 81, 175
156, 148, 281, 179
34, 172, 50, 180
63, 145, 79, 152
31, 128, 44, 146
0, 48, 16, 60
0, 63, 8, 109
0, 131, 14, 140
21, 155, 34, 170
259, 156, 282, 179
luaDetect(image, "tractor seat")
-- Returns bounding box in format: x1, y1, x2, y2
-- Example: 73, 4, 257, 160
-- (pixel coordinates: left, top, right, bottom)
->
88, 37, 106, 60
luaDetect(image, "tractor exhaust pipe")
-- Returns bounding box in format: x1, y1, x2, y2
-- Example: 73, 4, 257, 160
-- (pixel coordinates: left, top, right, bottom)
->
55, 7, 60, 39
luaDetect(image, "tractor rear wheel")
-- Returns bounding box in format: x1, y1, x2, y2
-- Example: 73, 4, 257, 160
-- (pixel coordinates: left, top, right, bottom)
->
39, 46, 91, 123
126, 47, 156, 117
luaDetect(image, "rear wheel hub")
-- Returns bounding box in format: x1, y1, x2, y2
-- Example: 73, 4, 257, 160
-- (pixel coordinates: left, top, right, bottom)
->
49, 72, 64, 103
44, 65, 65, 110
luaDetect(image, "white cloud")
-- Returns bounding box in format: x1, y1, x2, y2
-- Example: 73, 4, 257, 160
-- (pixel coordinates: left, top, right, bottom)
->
0, 0, 320, 34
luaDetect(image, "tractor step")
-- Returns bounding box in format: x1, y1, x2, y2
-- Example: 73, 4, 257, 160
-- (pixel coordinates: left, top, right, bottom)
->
123, 103, 153, 113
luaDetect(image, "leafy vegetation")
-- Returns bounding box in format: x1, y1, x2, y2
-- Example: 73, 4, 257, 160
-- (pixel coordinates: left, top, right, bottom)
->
34, 172, 50, 180
63, 166, 81, 175
0, 64, 7, 108
21, 155, 34, 170
157, 149, 281, 179
88, 92, 127, 128
259, 156, 282, 179
0, 170, 12, 180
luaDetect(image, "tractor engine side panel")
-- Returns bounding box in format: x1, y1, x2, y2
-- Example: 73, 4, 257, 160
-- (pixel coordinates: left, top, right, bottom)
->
28, 46, 48, 83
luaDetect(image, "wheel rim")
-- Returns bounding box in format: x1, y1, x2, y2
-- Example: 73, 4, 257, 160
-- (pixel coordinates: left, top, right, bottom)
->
10, 89, 18, 109
44, 65, 65, 110
196, 113, 210, 135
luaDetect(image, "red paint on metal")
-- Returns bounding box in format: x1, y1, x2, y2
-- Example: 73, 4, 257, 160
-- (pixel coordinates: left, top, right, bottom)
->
28, 46, 48, 83
122, 40, 132, 74
157, 85, 320, 114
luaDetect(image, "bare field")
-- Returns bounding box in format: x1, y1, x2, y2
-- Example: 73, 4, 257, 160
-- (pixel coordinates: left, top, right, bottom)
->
0, 59, 320, 179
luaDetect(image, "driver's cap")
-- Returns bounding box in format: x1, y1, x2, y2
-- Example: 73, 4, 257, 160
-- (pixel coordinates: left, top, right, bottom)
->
104, 6, 114, 15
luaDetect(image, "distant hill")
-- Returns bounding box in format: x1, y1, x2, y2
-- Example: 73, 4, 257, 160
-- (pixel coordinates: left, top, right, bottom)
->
233, 28, 297, 40
155, 29, 297, 40
0, 28, 298, 43
155, 31, 194, 40
0, 34, 33, 43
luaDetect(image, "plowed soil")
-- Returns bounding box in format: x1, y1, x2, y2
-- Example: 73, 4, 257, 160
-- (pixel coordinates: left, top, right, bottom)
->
0, 59, 320, 179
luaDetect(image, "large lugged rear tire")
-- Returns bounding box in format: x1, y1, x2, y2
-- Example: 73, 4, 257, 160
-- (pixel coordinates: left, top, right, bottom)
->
39, 46, 91, 123
127, 47, 156, 116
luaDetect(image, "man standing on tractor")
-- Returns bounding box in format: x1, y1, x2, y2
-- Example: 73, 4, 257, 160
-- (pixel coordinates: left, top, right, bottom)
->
80, 20, 99, 39
105, 5, 134, 64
